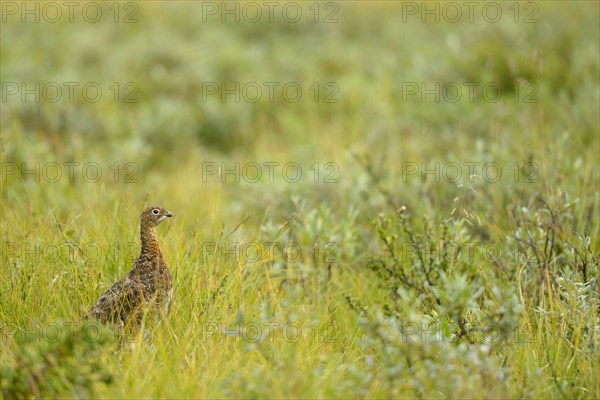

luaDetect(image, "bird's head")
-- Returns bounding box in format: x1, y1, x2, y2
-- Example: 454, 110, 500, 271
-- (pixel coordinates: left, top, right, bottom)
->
141, 206, 174, 227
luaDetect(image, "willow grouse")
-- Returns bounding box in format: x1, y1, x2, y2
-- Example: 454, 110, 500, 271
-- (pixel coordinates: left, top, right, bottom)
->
88, 206, 174, 331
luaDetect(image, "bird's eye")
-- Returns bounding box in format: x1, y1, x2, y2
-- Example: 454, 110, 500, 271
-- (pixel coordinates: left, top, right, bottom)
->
152, 209, 160, 215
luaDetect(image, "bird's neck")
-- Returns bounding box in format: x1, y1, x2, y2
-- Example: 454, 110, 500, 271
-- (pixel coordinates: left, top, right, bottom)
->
140, 223, 161, 256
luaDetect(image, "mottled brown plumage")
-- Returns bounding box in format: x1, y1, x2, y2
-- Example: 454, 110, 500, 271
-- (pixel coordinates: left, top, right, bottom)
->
88, 206, 173, 331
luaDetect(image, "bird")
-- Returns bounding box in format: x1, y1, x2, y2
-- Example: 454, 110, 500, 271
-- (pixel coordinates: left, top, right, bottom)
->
87, 206, 174, 332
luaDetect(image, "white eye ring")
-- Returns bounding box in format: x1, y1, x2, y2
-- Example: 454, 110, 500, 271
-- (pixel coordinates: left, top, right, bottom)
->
152, 209, 160, 215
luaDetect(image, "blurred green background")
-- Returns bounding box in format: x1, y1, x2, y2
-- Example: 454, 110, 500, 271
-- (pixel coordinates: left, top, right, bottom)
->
1, 1, 599, 398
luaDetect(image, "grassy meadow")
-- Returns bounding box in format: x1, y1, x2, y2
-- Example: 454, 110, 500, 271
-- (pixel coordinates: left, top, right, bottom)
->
1, 1, 599, 398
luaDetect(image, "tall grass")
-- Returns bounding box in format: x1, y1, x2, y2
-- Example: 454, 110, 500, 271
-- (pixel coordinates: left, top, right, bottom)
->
1, 1, 598, 398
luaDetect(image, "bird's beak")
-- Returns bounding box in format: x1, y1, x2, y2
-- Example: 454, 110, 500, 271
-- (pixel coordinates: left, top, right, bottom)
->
158, 212, 174, 223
